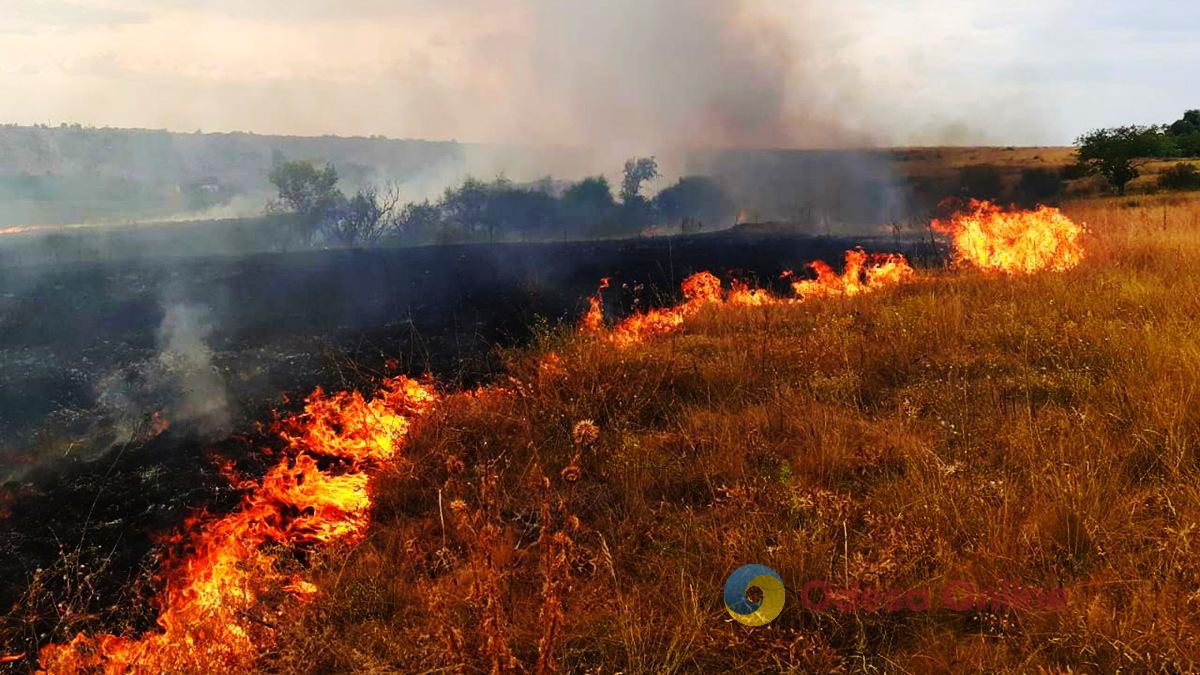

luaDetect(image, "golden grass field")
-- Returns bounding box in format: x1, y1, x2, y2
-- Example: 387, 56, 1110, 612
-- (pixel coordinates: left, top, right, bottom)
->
891, 146, 1194, 195
244, 191, 1200, 672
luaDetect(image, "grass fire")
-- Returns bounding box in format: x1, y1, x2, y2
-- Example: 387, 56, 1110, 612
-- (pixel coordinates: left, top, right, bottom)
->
2, 2, 1200, 673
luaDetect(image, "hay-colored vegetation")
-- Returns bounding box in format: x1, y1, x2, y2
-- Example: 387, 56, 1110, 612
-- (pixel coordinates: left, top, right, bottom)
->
259, 193, 1200, 672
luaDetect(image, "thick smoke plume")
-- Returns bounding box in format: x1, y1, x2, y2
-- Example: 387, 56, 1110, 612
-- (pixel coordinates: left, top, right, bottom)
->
512, 0, 872, 153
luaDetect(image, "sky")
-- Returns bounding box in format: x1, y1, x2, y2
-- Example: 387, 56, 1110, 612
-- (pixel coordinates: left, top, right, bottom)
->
0, 0, 1197, 148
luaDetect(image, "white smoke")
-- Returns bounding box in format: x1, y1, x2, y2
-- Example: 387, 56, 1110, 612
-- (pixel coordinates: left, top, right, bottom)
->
96, 301, 231, 440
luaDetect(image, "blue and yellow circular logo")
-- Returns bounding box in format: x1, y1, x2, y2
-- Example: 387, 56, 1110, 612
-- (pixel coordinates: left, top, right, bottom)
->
723, 564, 785, 626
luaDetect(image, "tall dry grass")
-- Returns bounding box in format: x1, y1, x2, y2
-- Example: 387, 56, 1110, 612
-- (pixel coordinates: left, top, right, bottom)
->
264, 193, 1200, 673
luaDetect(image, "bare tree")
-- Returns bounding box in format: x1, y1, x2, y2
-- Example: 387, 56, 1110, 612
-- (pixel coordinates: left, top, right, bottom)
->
322, 185, 401, 248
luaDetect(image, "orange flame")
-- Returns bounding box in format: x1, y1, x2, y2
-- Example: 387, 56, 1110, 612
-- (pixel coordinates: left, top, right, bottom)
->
585, 251, 913, 347
607, 271, 721, 347
791, 249, 915, 299
39, 376, 436, 673
39, 245, 924, 670
728, 280, 773, 307
580, 278, 610, 334
149, 411, 170, 436
932, 199, 1085, 274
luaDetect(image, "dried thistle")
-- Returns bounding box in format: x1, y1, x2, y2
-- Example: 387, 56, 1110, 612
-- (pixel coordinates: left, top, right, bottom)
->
571, 420, 600, 448
560, 460, 582, 484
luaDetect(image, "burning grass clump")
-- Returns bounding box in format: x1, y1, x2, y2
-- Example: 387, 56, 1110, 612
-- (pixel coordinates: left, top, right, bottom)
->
256, 196, 1200, 672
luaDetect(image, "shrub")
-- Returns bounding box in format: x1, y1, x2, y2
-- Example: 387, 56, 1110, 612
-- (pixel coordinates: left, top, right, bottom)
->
958, 164, 1006, 201
1060, 162, 1093, 180
1157, 163, 1200, 191
1015, 168, 1064, 206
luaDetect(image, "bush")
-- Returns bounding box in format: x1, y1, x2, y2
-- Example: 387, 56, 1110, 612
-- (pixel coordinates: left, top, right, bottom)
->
1157, 163, 1200, 191
958, 164, 1005, 201
1060, 162, 1093, 180
1014, 168, 1064, 206
1173, 132, 1200, 157
653, 176, 735, 229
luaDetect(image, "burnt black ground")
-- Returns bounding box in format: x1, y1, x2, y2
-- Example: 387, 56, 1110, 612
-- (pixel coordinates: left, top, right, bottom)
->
0, 227, 933, 662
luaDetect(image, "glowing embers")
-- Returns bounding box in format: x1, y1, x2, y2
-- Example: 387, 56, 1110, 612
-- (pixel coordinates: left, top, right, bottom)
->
933, 199, 1085, 274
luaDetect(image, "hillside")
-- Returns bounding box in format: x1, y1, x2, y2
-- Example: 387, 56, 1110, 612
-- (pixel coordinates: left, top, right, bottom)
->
0, 125, 463, 227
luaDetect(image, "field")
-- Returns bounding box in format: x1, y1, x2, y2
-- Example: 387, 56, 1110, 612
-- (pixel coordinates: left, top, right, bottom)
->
250, 192, 1198, 672
195, 192, 1191, 673
0, 228, 894, 666
6, 190, 1200, 672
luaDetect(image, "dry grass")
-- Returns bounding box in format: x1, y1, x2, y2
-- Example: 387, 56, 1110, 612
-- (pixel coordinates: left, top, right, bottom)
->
890, 146, 1078, 173
262, 193, 1200, 673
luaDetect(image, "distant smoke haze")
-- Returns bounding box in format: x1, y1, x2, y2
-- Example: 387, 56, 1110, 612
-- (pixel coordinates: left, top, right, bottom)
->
12, 0, 1197, 149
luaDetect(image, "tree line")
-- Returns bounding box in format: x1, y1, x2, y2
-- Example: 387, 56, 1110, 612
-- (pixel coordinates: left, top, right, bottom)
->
1075, 109, 1200, 194
267, 156, 736, 248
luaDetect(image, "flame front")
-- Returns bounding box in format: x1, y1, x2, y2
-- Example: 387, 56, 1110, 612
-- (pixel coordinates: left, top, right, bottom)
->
608, 271, 722, 347
580, 277, 610, 334
791, 249, 915, 299
587, 250, 915, 347
39, 376, 436, 674
37, 211, 1090, 670
932, 199, 1085, 274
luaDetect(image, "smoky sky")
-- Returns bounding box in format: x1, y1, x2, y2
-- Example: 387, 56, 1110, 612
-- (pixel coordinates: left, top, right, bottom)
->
0, 0, 1197, 147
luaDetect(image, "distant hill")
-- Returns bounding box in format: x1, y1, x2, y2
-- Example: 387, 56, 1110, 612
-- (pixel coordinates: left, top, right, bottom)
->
0, 125, 465, 227
0, 123, 1083, 231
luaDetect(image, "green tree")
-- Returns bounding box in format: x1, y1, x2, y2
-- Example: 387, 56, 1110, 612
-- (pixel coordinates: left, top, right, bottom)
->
323, 186, 399, 247
619, 157, 659, 204
394, 200, 443, 243
440, 176, 491, 237
1075, 126, 1171, 195
653, 176, 734, 228
1167, 110, 1200, 136
561, 176, 616, 231
1165, 110, 1200, 157
267, 160, 344, 245
269, 160, 342, 216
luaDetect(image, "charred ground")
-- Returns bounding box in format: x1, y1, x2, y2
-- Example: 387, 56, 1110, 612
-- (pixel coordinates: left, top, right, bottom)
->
0, 226, 915, 662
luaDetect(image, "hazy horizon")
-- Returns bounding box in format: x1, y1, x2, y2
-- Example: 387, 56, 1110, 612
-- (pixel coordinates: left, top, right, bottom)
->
1, 1, 1197, 152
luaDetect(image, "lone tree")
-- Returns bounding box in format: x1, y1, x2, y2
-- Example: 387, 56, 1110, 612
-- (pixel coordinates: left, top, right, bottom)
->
268, 160, 344, 244
619, 157, 659, 204
1075, 125, 1172, 194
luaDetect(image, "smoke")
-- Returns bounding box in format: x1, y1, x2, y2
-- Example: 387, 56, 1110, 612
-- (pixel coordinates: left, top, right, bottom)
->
506, 0, 871, 153
97, 301, 231, 442
155, 303, 231, 434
